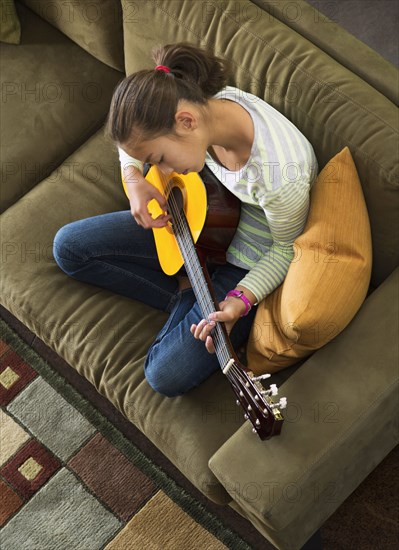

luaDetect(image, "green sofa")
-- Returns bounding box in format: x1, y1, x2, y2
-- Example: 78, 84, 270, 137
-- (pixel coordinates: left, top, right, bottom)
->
1, 1, 398, 548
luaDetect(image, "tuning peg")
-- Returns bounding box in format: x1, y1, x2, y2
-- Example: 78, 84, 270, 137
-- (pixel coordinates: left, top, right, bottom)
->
251, 374, 271, 382
276, 397, 287, 410
270, 384, 278, 396
261, 384, 278, 397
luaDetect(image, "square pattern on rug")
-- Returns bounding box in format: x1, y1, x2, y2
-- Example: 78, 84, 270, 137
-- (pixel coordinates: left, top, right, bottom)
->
1, 438, 61, 499
0, 327, 236, 550
0, 345, 37, 406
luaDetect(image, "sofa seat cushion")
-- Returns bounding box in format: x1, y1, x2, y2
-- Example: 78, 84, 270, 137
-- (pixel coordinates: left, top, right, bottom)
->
0, 129, 255, 504
0, 2, 123, 213
247, 147, 372, 373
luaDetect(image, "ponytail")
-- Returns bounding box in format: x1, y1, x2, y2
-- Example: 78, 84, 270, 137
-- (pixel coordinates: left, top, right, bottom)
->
106, 42, 230, 146
153, 42, 230, 99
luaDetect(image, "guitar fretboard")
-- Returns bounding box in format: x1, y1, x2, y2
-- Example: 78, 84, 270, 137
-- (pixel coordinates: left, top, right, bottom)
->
168, 196, 234, 371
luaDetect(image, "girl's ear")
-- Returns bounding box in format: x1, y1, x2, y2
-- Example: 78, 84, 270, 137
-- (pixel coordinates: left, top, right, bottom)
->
175, 110, 198, 131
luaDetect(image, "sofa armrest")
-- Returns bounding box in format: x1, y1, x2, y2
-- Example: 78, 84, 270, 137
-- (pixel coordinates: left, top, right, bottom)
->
209, 267, 398, 549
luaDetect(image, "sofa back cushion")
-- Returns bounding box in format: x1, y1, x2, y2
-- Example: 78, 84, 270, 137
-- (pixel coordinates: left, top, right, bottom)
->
19, 0, 124, 71
251, 0, 398, 106
1, 0, 21, 44
1, 3, 123, 212
121, 0, 398, 288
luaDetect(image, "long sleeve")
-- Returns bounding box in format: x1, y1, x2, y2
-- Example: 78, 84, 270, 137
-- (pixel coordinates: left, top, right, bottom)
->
237, 178, 311, 302
118, 146, 144, 174
206, 86, 318, 303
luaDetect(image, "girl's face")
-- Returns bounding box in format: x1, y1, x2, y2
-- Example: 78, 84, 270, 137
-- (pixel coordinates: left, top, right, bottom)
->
124, 102, 210, 175
126, 133, 207, 175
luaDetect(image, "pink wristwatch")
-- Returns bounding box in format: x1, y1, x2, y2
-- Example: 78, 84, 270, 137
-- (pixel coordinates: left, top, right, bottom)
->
225, 290, 252, 317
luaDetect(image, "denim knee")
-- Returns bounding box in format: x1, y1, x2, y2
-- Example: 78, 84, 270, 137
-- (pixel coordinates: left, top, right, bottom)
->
144, 336, 221, 397
144, 349, 189, 398
53, 224, 83, 275
144, 362, 184, 398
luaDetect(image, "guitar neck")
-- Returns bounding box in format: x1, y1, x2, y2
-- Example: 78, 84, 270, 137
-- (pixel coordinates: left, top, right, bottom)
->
163, 176, 285, 440
170, 203, 236, 371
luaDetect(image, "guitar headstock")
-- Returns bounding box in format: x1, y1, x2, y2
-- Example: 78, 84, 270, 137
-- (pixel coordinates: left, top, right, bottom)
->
224, 362, 286, 440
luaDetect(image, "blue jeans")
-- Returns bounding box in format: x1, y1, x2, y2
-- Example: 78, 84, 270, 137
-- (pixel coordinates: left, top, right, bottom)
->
53, 211, 256, 396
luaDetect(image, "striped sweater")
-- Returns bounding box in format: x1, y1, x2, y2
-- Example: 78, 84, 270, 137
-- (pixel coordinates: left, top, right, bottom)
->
118, 86, 318, 302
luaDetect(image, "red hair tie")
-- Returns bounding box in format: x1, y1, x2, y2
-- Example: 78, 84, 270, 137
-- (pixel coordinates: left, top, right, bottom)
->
155, 65, 171, 73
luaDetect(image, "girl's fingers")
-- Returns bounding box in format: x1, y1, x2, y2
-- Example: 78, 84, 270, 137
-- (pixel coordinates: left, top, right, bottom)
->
205, 336, 215, 354
133, 210, 171, 229
151, 213, 171, 228
190, 319, 216, 341
189, 323, 216, 354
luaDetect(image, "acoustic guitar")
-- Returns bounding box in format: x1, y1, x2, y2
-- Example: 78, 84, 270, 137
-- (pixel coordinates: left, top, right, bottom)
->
122, 164, 286, 439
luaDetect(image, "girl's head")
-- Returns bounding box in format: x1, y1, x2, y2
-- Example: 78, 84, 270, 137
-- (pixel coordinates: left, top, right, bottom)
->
106, 42, 231, 173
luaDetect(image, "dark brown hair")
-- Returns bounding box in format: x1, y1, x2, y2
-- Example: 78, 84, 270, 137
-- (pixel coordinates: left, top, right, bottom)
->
106, 42, 231, 147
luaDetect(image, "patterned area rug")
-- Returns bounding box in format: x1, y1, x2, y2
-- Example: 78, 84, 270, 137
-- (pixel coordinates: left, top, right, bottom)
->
0, 319, 251, 550
1, 315, 399, 550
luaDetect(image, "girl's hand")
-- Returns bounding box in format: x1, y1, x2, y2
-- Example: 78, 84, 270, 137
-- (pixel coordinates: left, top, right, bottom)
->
124, 166, 171, 228
190, 296, 246, 354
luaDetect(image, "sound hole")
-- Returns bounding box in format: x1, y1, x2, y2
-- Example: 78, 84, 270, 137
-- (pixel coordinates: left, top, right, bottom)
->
169, 185, 184, 216
166, 182, 186, 235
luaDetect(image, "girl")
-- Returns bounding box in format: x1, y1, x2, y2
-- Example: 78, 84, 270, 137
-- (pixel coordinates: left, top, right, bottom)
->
53, 42, 317, 397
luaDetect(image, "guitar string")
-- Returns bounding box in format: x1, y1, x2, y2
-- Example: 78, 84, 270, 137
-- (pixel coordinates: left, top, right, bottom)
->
168, 191, 237, 368
160, 171, 233, 366
159, 171, 273, 426
172, 195, 274, 421
165, 176, 268, 391
168, 182, 268, 405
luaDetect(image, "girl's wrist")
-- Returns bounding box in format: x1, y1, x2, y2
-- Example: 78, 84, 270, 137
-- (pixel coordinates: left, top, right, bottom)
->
224, 287, 257, 317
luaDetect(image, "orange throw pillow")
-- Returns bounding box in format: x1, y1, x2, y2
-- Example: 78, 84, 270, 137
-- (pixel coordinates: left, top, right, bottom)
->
246, 146, 372, 374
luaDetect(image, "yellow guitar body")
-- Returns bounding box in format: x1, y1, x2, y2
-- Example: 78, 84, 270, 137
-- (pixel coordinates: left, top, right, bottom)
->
121, 166, 207, 275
